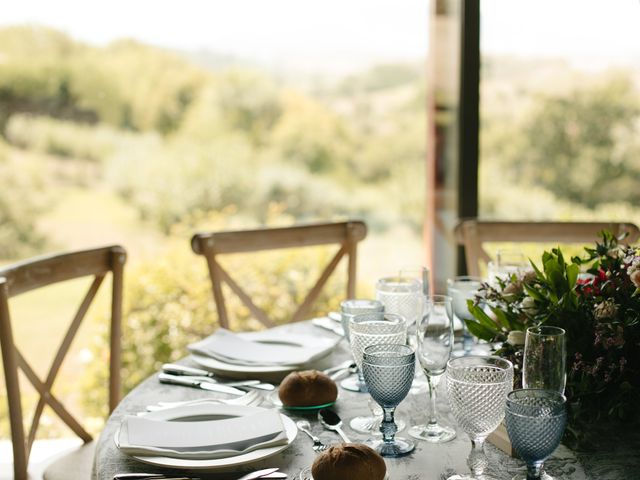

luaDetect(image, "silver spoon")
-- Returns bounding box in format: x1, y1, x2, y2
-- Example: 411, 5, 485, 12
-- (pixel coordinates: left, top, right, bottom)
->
318, 408, 351, 443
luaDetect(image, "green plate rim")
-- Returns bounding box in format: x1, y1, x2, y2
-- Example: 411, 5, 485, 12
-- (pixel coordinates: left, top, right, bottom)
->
281, 400, 336, 411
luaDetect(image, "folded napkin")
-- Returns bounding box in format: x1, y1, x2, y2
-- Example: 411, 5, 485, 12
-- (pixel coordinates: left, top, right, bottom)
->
118, 408, 287, 459
188, 328, 338, 366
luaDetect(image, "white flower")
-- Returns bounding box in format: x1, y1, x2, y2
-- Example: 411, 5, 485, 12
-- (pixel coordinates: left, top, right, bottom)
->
521, 296, 537, 313
507, 330, 525, 346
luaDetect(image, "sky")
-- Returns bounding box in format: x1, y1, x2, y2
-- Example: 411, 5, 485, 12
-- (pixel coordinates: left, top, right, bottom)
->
1, 0, 639, 73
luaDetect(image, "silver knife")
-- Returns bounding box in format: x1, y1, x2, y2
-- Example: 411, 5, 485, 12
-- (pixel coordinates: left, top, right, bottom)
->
162, 363, 218, 378
112, 475, 199, 480
237, 468, 281, 480
161, 364, 275, 391
158, 373, 246, 396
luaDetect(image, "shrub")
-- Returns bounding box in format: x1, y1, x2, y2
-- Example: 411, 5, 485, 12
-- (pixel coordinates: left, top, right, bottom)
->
79, 242, 348, 420
5, 114, 141, 162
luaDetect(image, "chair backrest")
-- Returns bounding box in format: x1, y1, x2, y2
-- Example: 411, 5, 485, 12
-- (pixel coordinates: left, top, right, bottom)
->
0, 245, 126, 480
454, 220, 640, 277
191, 221, 367, 329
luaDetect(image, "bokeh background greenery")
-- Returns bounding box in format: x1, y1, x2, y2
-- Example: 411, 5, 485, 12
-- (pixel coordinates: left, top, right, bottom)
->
0, 25, 639, 439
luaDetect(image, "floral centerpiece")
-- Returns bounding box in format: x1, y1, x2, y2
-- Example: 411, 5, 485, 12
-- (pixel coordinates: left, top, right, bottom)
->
466, 232, 640, 448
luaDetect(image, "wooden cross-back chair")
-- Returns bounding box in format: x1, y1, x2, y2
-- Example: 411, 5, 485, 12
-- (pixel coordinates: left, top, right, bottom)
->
454, 219, 640, 277
0, 245, 126, 480
191, 221, 367, 329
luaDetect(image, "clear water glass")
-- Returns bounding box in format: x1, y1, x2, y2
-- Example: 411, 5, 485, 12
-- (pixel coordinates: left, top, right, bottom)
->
362, 343, 416, 457
487, 249, 528, 287
376, 276, 423, 327
409, 294, 456, 443
447, 276, 482, 356
446, 355, 514, 480
339, 299, 385, 393
347, 312, 407, 433
523, 326, 566, 394
505, 389, 567, 480
398, 266, 431, 296
349, 313, 407, 375
376, 276, 425, 392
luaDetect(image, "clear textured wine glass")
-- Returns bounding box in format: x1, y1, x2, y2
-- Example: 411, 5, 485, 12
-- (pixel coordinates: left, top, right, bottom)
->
362, 343, 416, 457
339, 298, 385, 393
376, 275, 425, 393
523, 326, 566, 394
447, 276, 483, 356
348, 312, 408, 433
408, 295, 456, 443
398, 266, 431, 296
376, 276, 423, 328
505, 389, 567, 480
446, 355, 514, 480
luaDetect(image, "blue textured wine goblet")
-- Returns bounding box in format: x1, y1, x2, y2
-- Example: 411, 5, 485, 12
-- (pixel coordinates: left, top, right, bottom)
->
362, 343, 415, 457
505, 389, 567, 480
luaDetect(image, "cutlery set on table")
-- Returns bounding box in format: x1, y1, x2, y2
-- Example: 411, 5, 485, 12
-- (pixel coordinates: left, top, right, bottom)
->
113, 467, 287, 480
112, 327, 345, 480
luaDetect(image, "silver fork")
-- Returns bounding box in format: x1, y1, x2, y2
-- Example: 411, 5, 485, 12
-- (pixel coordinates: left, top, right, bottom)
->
296, 420, 328, 452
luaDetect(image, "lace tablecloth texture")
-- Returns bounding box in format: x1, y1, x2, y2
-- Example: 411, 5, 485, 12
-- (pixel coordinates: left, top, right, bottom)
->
92, 322, 638, 480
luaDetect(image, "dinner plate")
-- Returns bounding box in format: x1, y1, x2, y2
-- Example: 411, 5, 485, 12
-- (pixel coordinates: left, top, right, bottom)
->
115, 403, 297, 470
191, 331, 337, 381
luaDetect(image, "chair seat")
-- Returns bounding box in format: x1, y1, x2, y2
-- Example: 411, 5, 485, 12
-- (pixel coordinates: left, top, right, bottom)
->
43, 440, 96, 480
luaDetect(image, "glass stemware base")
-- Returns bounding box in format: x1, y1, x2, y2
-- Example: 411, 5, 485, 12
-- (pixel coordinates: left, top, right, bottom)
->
511, 473, 555, 480
447, 475, 499, 480
340, 374, 368, 392
365, 436, 415, 457
408, 422, 456, 443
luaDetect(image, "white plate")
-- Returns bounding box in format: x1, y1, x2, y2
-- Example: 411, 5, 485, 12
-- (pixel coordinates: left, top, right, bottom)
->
115, 403, 297, 470
191, 331, 337, 380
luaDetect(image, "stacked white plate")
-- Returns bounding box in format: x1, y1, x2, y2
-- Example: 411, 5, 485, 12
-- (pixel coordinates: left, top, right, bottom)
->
115, 403, 297, 470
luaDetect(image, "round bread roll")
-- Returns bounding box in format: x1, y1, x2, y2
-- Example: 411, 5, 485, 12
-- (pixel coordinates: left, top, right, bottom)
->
311, 444, 386, 480
278, 370, 337, 407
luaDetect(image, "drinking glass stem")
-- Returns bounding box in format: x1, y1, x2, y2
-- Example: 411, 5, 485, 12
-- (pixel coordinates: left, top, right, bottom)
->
526, 461, 544, 480
462, 324, 473, 355
380, 407, 398, 443
357, 367, 365, 384
468, 435, 489, 477
426, 375, 440, 426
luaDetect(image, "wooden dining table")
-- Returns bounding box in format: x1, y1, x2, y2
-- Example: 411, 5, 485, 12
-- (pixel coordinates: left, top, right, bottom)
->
92, 321, 637, 480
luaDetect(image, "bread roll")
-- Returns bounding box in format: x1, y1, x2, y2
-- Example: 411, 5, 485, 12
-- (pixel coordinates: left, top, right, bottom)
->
278, 370, 337, 407
311, 444, 386, 480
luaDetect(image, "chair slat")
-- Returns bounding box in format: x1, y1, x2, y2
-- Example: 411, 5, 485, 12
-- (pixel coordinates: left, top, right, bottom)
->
192, 221, 367, 330
454, 220, 640, 277
216, 262, 274, 328
292, 244, 346, 323
0, 245, 126, 480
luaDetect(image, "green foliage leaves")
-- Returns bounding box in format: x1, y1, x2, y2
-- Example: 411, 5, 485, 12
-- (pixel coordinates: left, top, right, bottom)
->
469, 233, 640, 446
520, 74, 640, 207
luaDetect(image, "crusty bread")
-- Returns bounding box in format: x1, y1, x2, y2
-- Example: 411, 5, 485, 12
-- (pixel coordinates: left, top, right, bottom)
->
278, 370, 337, 407
311, 444, 386, 480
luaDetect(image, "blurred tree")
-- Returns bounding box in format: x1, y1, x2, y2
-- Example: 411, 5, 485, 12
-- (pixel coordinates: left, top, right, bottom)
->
0, 145, 49, 258
213, 69, 282, 146
517, 75, 640, 207
270, 91, 354, 173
